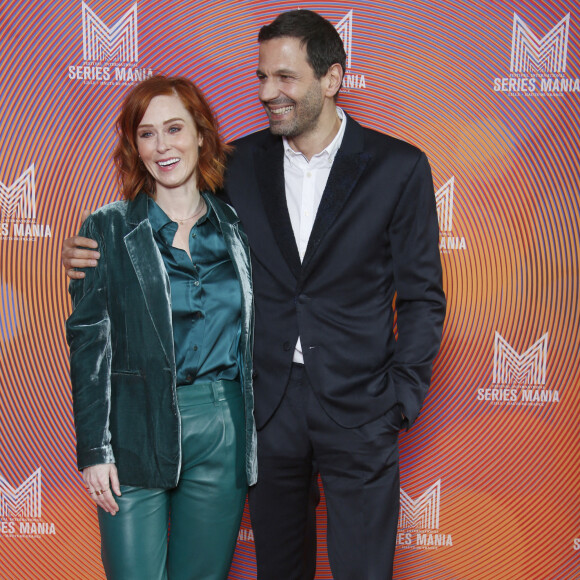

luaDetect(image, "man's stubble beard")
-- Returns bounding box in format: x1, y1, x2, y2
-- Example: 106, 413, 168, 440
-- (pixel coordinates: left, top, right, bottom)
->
266, 82, 324, 138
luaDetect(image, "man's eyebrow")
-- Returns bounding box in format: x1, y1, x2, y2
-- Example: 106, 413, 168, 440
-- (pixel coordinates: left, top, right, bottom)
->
256, 68, 297, 76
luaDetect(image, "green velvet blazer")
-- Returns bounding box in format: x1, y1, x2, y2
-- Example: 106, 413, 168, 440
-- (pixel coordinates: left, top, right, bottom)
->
66, 192, 257, 488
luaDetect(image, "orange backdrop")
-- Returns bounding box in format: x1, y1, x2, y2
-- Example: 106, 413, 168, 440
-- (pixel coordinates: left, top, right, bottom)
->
1, 1, 579, 578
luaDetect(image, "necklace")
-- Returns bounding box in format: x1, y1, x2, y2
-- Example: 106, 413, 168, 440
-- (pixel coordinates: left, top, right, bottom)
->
164, 196, 206, 225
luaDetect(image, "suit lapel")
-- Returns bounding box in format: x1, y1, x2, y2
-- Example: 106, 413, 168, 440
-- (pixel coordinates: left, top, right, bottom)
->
300, 116, 371, 279
124, 196, 174, 367
254, 136, 302, 279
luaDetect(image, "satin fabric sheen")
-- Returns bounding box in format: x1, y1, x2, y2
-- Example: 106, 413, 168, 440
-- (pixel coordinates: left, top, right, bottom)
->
148, 199, 242, 386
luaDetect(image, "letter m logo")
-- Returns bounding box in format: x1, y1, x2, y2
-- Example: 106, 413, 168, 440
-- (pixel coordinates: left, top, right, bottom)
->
0, 164, 36, 220
335, 10, 353, 70
398, 479, 440, 530
493, 332, 548, 385
435, 177, 454, 233
82, 2, 138, 62
0, 468, 42, 519
510, 13, 570, 73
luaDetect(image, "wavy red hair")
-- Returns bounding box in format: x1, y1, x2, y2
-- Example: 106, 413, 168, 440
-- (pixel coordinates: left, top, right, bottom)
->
113, 75, 231, 200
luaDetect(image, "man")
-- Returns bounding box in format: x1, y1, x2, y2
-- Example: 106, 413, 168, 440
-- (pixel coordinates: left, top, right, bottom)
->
63, 10, 445, 579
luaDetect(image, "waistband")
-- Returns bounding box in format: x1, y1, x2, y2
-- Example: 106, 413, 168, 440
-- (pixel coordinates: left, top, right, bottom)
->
177, 379, 242, 406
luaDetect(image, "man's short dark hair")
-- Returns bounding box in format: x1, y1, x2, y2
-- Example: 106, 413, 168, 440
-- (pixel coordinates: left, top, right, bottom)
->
258, 9, 347, 80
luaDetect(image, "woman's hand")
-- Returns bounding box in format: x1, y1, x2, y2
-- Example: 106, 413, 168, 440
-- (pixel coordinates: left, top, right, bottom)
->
82, 464, 122, 515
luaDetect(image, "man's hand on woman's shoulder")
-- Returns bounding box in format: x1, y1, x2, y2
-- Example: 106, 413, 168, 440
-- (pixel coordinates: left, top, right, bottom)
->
62, 209, 101, 279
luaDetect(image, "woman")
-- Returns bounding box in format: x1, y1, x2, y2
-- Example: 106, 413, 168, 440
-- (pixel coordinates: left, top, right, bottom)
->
66, 75, 257, 580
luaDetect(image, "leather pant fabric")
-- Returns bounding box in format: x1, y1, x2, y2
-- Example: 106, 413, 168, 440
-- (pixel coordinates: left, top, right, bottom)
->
98, 380, 247, 580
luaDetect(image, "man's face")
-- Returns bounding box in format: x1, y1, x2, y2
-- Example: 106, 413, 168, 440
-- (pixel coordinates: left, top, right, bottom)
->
256, 37, 325, 138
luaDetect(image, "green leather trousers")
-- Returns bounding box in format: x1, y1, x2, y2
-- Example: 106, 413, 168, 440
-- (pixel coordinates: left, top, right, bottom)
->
97, 380, 247, 580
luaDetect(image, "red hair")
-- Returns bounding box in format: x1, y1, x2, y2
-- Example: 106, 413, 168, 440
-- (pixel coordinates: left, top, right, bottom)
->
113, 75, 231, 200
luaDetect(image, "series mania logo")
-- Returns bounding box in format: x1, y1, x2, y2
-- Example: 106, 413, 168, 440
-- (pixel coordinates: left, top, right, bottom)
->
477, 332, 560, 405
335, 10, 367, 90
0, 468, 56, 537
67, 2, 153, 85
0, 164, 51, 241
436, 176, 466, 252
397, 479, 453, 549
237, 526, 254, 542
493, 12, 580, 95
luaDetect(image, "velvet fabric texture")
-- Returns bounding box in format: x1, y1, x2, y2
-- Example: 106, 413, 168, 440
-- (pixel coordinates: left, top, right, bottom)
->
66, 192, 257, 488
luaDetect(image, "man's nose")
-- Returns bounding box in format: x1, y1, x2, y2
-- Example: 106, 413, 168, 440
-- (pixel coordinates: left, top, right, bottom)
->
259, 78, 279, 103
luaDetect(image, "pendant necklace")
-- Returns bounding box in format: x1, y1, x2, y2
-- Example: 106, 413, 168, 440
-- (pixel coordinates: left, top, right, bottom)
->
165, 195, 206, 225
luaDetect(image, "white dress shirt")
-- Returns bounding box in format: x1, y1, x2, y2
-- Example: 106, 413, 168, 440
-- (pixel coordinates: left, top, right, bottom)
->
283, 107, 347, 363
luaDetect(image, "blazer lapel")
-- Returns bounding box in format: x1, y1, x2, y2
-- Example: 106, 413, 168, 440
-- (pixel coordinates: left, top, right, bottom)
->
254, 137, 302, 279
300, 116, 371, 279
204, 194, 253, 342
204, 194, 255, 394
124, 195, 174, 367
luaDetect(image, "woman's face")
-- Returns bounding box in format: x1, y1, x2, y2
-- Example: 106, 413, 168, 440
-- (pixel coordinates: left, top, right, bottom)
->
136, 93, 203, 194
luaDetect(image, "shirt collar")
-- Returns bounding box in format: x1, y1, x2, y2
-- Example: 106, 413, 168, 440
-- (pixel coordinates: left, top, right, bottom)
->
283, 107, 347, 164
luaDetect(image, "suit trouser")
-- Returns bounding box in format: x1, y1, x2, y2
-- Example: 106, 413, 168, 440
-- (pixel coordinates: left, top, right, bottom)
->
97, 380, 248, 580
249, 364, 401, 580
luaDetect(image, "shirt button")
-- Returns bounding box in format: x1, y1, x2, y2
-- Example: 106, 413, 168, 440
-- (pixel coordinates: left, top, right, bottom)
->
194, 280, 200, 286
185, 374, 193, 383
194, 311, 203, 320
191, 232, 196, 238
306, 172, 312, 178
193, 345, 198, 351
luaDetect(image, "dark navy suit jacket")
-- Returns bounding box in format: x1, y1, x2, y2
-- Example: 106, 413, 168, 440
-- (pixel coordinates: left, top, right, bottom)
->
222, 113, 446, 430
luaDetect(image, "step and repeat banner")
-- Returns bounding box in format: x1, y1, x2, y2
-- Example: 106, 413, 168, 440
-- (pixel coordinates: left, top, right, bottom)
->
1, 0, 579, 578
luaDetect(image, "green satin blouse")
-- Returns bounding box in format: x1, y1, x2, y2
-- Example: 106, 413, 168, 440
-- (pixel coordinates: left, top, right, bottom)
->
148, 196, 242, 386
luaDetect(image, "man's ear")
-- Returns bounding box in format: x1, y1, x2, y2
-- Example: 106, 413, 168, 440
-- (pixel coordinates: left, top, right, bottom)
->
324, 63, 344, 99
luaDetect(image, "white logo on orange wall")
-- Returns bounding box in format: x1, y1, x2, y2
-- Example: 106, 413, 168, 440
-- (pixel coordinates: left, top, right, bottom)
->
493, 12, 579, 95
82, 1, 138, 62
0, 468, 42, 519
335, 10, 353, 69
0, 164, 51, 241
493, 332, 547, 385
334, 10, 366, 91
510, 13, 570, 73
0, 165, 35, 220
436, 177, 465, 252
0, 467, 55, 537
67, 2, 152, 85
477, 332, 559, 406
397, 480, 453, 549
237, 527, 254, 542
435, 177, 454, 233
399, 479, 440, 530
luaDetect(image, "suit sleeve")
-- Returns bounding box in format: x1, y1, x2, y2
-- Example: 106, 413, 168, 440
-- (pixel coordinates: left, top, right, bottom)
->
65, 216, 115, 469
388, 151, 446, 428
